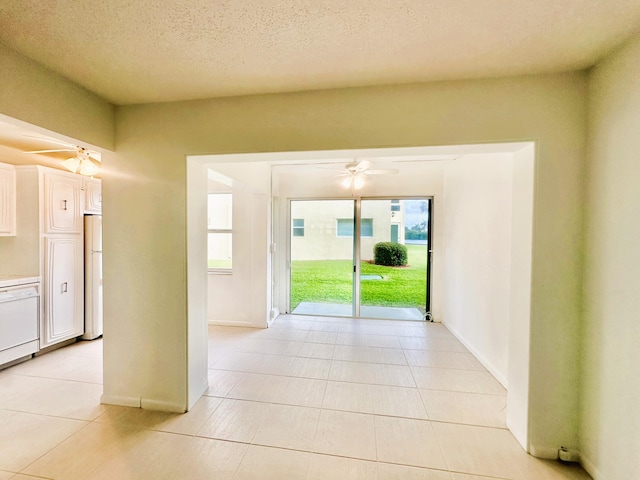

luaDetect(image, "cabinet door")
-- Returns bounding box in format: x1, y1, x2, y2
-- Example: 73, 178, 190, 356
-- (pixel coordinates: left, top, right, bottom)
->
0, 163, 16, 236
83, 178, 102, 214
44, 171, 82, 234
42, 236, 84, 347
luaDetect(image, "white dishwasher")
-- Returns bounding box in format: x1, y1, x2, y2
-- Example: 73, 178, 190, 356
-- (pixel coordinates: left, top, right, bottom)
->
0, 276, 40, 367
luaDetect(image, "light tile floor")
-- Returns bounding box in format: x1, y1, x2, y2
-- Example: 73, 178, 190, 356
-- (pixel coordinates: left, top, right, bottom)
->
0, 315, 592, 480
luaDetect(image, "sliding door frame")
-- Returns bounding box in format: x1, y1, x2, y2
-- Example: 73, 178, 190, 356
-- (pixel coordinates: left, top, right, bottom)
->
287, 196, 433, 320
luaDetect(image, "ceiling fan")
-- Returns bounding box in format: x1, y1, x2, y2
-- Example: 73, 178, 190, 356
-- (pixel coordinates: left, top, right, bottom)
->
322, 159, 399, 189
23, 136, 101, 176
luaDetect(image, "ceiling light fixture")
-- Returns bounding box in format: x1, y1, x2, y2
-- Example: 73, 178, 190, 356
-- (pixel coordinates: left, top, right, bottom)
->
61, 148, 100, 177
341, 173, 366, 190
24, 139, 102, 177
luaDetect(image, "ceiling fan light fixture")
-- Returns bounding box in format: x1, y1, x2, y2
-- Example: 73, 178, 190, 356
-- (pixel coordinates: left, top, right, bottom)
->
341, 176, 353, 188
79, 157, 100, 176
353, 174, 365, 189
61, 156, 81, 173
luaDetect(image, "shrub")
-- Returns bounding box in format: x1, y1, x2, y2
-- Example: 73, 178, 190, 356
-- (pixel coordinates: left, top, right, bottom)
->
374, 242, 408, 267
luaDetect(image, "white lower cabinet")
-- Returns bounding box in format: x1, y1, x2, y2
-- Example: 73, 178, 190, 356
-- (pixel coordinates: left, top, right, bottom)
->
42, 236, 84, 348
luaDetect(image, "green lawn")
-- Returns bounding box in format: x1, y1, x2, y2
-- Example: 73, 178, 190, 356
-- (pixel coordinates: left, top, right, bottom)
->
291, 244, 428, 312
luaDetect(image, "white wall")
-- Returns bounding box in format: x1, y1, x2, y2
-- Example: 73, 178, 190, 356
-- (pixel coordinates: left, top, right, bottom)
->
506, 143, 535, 449
186, 159, 209, 409
205, 162, 272, 328
442, 153, 514, 386
581, 35, 640, 480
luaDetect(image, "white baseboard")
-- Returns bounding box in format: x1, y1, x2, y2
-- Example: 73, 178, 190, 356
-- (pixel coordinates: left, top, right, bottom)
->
141, 397, 186, 413
101, 394, 141, 408
208, 318, 266, 328
580, 452, 607, 480
442, 321, 508, 388
188, 379, 209, 410
529, 444, 561, 460
268, 307, 280, 326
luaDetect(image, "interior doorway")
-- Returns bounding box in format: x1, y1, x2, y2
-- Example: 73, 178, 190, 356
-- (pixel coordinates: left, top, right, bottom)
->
289, 197, 432, 321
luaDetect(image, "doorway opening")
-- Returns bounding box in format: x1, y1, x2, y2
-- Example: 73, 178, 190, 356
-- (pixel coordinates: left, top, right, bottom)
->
289, 197, 432, 321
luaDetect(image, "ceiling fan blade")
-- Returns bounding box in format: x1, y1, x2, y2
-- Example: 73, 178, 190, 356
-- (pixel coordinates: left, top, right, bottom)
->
315, 165, 346, 172
23, 135, 76, 148
392, 155, 459, 163
88, 152, 102, 162
24, 148, 77, 154
363, 169, 399, 175
355, 159, 371, 171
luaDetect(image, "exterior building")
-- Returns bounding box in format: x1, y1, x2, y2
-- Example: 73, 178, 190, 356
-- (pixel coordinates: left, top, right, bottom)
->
290, 199, 405, 261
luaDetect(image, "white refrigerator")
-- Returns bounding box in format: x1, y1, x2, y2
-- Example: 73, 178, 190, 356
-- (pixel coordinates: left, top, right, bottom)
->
83, 215, 103, 340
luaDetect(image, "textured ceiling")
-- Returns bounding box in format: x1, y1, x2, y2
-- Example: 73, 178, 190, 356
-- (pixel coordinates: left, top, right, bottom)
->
1, 0, 640, 105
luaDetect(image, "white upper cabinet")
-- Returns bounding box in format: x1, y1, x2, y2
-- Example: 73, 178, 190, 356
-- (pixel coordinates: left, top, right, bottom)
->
83, 177, 102, 214
0, 162, 16, 236
44, 170, 82, 233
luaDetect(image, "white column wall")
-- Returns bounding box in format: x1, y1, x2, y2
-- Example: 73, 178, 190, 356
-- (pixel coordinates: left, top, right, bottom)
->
442, 153, 514, 386
581, 35, 640, 480
506, 143, 535, 449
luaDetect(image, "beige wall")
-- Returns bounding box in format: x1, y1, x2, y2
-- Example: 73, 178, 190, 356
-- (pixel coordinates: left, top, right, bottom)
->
581, 34, 640, 480
0, 43, 114, 150
111, 71, 587, 454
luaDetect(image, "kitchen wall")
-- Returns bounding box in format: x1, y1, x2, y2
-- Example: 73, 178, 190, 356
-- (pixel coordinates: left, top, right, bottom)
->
581, 33, 640, 480
0, 43, 114, 151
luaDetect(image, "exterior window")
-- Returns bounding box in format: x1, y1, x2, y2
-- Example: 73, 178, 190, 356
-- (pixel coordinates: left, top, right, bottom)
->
208, 193, 232, 271
292, 218, 305, 237
361, 218, 373, 237
337, 218, 373, 237
390, 200, 401, 212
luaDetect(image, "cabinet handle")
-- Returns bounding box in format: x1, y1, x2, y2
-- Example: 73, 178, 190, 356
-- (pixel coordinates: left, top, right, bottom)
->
62, 282, 68, 293
63, 199, 68, 211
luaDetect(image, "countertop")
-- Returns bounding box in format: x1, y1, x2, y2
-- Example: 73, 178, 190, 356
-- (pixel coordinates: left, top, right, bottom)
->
0, 276, 42, 288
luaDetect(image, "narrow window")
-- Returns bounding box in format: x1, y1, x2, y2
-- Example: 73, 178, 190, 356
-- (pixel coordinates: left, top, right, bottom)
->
361, 218, 373, 237
292, 218, 305, 237
208, 193, 232, 272
337, 218, 373, 237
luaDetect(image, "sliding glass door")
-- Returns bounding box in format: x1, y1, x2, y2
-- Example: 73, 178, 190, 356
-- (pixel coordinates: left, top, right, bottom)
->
290, 198, 431, 320
359, 199, 429, 320
290, 200, 355, 317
